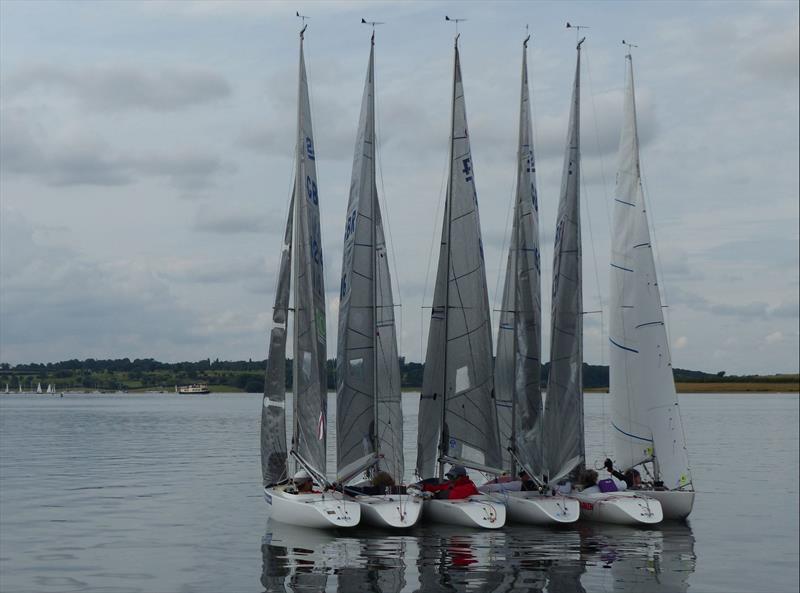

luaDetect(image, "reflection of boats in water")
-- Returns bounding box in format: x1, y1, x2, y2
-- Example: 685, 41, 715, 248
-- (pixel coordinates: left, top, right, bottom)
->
578, 523, 696, 593
260, 520, 695, 592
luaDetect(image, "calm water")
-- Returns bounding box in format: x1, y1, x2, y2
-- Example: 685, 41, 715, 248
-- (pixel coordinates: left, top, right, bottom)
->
0, 392, 797, 593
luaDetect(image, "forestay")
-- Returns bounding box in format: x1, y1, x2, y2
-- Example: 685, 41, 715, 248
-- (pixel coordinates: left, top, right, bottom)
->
609, 54, 692, 490
417, 40, 502, 479
337, 38, 404, 483
542, 40, 585, 484
495, 37, 544, 480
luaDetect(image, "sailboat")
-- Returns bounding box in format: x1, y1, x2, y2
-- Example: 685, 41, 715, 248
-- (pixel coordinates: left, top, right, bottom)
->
335, 31, 423, 528
36, 382, 42, 394
260, 24, 360, 529
608, 50, 694, 520
4, 383, 8, 394
484, 35, 579, 525
543, 37, 662, 525
415, 34, 506, 530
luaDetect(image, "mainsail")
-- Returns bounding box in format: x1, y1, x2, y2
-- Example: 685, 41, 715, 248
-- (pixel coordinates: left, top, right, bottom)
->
417, 38, 502, 479
337, 36, 404, 483
609, 53, 692, 491
495, 36, 543, 480
542, 39, 585, 484
261, 27, 327, 485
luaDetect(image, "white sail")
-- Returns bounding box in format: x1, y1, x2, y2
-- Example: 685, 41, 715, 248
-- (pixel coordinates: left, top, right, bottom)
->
36, 382, 42, 394
261, 188, 293, 487
337, 37, 404, 483
291, 29, 328, 476
417, 39, 502, 479
261, 28, 327, 484
610, 54, 692, 490
495, 37, 543, 479
542, 39, 585, 484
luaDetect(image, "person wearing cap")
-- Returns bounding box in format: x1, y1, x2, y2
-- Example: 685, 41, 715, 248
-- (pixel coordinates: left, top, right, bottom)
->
292, 469, 316, 494
420, 465, 479, 500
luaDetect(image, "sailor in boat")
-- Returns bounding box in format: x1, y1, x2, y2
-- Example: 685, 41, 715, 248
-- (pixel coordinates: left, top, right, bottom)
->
603, 458, 651, 491
286, 469, 318, 494
418, 465, 480, 500
478, 470, 539, 493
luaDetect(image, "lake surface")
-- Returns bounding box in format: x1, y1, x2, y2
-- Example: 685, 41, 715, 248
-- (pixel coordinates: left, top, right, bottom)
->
0, 392, 797, 592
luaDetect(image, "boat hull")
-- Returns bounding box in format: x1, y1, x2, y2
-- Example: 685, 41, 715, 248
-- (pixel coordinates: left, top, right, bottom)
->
423, 495, 506, 529
573, 491, 663, 525
356, 494, 424, 528
640, 489, 694, 520
264, 486, 360, 529
500, 491, 579, 525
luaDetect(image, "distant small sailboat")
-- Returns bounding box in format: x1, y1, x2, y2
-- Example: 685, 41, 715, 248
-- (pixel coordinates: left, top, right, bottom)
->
36, 382, 42, 394
608, 49, 694, 520
543, 37, 662, 525
4, 383, 8, 394
485, 35, 579, 525
260, 23, 359, 529
335, 30, 423, 528
415, 33, 506, 530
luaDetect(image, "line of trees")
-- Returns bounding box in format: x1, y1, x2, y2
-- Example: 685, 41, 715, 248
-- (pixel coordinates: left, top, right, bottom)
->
0, 359, 794, 393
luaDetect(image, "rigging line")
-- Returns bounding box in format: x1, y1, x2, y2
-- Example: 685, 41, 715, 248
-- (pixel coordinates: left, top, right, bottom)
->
492, 164, 518, 344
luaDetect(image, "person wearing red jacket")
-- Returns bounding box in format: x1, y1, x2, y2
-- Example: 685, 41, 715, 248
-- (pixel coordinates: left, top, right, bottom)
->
421, 465, 479, 500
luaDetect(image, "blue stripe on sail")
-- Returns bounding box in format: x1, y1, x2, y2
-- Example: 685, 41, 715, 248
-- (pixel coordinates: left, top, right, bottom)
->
499, 323, 513, 330
612, 421, 653, 442
615, 198, 636, 207
496, 401, 513, 408
632, 242, 650, 249
609, 337, 639, 353
611, 263, 634, 273
636, 321, 663, 329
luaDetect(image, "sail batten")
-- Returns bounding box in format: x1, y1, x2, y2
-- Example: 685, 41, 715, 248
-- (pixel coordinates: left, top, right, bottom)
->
417, 41, 501, 480
337, 40, 404, 483
542, 42, 585, 483
610, 54, 692, 491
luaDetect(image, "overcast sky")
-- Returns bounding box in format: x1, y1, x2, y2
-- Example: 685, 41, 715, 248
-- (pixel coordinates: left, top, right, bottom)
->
1, 1, 797, 374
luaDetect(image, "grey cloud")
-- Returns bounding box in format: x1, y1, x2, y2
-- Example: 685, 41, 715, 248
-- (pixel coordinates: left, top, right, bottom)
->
0, 109, 232, 189
192, 210, 273, 234
5, 64, 231, 112
739, 25, 799, 86
155, 256, 264, 285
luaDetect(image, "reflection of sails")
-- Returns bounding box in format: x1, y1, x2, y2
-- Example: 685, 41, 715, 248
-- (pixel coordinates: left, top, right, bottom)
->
337, 534, 408, 593
581, 524, 696, 593
415, 529, 506, 593
261, 520, 334, 592
488, 528, 585, 593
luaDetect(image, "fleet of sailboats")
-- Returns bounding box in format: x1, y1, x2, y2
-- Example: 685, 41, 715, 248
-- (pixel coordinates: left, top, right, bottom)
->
259, 21, 694, 529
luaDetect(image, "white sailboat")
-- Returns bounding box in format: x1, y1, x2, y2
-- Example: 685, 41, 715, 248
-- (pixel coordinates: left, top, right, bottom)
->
36, 382, 42, 394
543, 37, 662, 526
335, 31, 422, 529
260, 24, 360, 529
485, 35, 579, 525
415, 34, 506, 530
608, 49, 694, 520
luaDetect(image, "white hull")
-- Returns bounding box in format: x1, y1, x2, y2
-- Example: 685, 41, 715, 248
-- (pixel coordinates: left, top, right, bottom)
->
573, 491, 663, 525
640, 489, 694, 520
423, 495, 506, 529
264, 486, 360, 529
499, 491, 580, 525
356, 493, 424, 528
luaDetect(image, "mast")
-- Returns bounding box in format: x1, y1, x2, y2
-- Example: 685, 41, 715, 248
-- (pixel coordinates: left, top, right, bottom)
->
370, 32, 379, 464
291, 26, 306, 471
